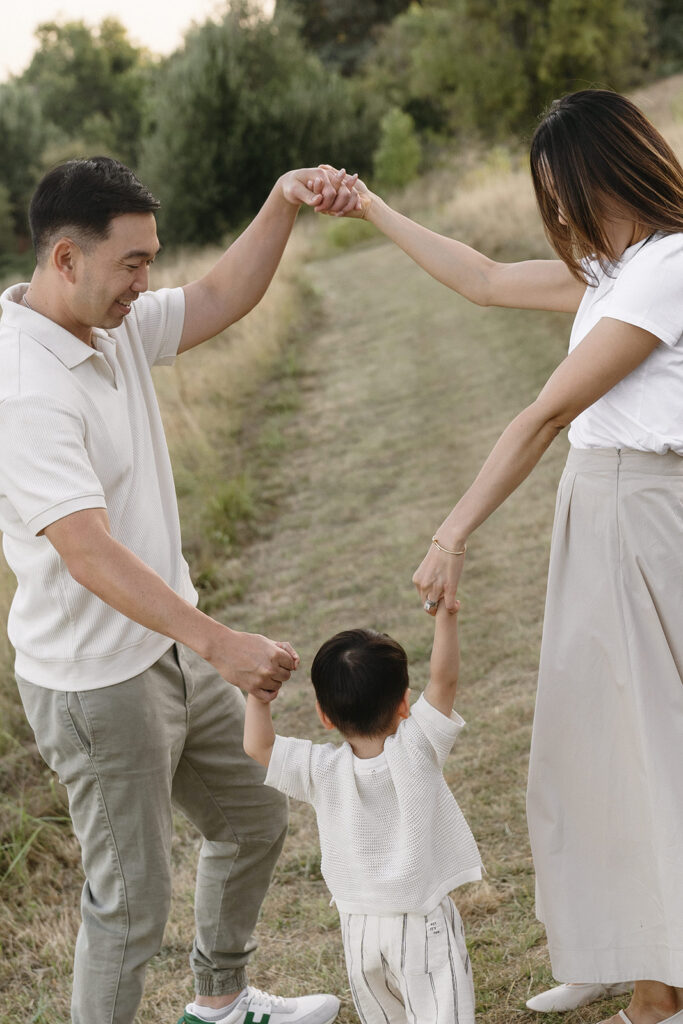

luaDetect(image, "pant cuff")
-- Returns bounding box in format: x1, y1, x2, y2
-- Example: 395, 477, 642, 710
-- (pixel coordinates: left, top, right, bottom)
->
195, 968, 248, 997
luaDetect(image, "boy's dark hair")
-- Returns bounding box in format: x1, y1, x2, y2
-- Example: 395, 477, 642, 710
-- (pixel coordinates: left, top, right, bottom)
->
29, 156, 161, 264
311, 629, 409, 737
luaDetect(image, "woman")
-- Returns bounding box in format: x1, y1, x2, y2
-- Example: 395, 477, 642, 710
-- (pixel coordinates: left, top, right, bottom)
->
326, 90, 683, 1023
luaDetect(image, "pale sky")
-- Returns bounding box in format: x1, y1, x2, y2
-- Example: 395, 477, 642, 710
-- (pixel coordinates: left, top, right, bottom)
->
0, 0, 274, 82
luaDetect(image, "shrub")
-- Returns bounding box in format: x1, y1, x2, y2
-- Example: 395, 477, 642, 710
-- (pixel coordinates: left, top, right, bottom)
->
373, 107, 422, 190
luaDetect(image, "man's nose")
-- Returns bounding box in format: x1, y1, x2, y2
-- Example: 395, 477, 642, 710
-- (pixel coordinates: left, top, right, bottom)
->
132, 265, 149, 293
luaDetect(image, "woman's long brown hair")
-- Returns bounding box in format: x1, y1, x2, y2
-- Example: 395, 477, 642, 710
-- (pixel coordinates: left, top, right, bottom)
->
530, 89, 683, 282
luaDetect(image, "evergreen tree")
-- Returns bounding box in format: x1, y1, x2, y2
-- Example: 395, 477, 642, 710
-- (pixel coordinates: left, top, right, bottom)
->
644, 0, 683, 72
0, 184, 16, 262
23, 19, 153, 165
140, 3, 379, 245
276, 0, 415, 73
364, 0, 649, 140
0, 81, 50, 239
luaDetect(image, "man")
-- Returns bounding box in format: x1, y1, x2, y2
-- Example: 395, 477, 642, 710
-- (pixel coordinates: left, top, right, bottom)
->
0, 156, 356, 1024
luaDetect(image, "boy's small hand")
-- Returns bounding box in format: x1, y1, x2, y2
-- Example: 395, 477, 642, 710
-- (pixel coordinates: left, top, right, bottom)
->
251, 689, 279, 704
275, 640, 300, 670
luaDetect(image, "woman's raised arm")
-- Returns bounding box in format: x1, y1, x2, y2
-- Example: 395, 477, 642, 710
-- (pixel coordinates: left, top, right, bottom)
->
364, 193, 584, 313
318, 168, 586, 313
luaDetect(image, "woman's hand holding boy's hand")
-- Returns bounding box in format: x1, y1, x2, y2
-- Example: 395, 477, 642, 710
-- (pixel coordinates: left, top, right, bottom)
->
413, 532, 467, 616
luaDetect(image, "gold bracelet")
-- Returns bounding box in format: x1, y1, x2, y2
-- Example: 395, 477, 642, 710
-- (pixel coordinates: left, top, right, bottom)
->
432, 536, 467, 556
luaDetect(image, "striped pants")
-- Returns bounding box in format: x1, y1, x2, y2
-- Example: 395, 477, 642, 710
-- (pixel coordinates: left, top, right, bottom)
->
339, 896, 474, 1024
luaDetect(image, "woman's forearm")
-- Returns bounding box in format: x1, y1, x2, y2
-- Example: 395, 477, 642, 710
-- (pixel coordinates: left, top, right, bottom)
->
363, 193, 584, 313
413, 401, 563, 611
366, 196, 496, 306
439, 403, 562, 547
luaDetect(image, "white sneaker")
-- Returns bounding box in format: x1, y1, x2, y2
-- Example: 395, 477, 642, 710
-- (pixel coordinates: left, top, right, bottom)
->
526, 982, 633, 1012
182, 986, 341, 1024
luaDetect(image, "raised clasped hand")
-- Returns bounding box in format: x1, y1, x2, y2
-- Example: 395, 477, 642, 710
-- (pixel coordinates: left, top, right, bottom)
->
281, 166, 362, 216
314, 163, 372, 219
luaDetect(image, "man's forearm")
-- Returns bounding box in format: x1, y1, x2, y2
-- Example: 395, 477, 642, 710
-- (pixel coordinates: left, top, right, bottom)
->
202, 181, 299, 324
69, 528, 229, 662
45, 508, 295, 698
179, 180, 300, 350
180, 167, 356, 350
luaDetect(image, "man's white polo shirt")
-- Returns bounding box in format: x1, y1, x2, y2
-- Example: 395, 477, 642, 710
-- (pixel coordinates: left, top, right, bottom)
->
0, 283, 197, 690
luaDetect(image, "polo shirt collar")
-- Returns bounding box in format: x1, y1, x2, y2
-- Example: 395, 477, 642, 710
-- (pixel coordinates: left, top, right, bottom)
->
1, 283, 100, 369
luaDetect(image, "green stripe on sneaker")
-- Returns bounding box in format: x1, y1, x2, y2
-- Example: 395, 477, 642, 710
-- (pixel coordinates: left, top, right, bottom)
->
178, 1007, 271, 1024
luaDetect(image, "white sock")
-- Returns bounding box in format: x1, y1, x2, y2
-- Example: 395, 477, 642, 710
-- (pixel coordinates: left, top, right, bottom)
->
188, 990, 247, 1021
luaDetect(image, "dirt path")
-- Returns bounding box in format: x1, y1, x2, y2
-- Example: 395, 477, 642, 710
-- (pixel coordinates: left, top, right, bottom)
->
161, 235, 576, 1023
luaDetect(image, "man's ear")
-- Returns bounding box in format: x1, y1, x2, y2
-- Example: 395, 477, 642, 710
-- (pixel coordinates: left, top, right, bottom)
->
315, 700, 336, 731
397, 688, 411, 720
52, 237, 79, 282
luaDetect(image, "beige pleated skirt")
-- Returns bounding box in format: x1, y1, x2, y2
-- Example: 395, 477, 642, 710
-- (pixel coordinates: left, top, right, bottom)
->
527, 447, 683, 985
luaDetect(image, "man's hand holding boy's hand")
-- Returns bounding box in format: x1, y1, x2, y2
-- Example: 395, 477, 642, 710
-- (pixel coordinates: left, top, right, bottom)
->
210, 629, 299, 703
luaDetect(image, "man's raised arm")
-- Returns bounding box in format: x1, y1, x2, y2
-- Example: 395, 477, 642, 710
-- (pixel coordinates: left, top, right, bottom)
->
179, 167, 358, 352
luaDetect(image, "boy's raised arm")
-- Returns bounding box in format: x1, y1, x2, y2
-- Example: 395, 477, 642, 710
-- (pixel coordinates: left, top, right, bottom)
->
244, 693, 277, 767
424, 602, 461, 717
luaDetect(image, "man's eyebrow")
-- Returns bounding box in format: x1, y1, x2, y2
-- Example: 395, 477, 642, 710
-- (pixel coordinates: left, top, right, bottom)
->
121, 245, 162, 259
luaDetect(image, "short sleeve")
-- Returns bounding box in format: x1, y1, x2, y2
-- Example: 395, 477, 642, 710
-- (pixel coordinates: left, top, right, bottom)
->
0, 394, 106, 535
604, 234, 683, 348
129, 287, 186, 368
264, 735, 314, 803
407, 693, 465, 768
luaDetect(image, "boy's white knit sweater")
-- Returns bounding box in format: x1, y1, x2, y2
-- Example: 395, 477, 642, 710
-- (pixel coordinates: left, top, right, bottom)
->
264, 693, 483, 915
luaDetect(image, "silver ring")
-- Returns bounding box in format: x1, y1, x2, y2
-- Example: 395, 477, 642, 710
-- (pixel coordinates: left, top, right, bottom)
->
424, 598, 438, 612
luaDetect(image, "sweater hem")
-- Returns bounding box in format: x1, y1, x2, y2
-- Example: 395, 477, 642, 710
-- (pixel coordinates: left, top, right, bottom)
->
333, 865, 483, 916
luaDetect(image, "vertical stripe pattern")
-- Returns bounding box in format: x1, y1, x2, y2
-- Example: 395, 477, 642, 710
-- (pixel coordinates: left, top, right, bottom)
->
339, 896, 474, 1024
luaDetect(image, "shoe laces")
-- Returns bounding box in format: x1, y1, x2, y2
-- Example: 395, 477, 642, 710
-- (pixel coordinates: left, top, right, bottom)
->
246, 987, 287, 1011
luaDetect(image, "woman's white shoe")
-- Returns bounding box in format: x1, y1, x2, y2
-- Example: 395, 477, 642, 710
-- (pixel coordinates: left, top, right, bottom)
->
619, 1011, 683, 1024
526, 983, 633, 1012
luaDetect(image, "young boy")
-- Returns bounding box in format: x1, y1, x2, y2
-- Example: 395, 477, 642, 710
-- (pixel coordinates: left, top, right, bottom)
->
244, 603, 482, 1024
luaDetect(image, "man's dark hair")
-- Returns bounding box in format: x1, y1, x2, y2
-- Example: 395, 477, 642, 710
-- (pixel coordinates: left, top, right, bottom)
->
311, 629, 409, 737
29, 156, 161, 263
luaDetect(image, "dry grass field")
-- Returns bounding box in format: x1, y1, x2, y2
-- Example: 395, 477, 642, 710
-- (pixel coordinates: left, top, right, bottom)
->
1, 74, 682, 1024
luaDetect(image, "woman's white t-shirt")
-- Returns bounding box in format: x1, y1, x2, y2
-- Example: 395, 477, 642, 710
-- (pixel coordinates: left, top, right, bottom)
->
568, 231, 683, 455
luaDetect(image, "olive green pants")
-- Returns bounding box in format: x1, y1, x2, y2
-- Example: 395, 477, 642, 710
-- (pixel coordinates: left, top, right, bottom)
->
17, 644, 289, 1024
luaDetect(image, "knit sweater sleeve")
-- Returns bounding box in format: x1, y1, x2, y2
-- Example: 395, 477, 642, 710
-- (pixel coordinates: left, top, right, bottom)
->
408, 693, 465, 768
264, 734, 314, 803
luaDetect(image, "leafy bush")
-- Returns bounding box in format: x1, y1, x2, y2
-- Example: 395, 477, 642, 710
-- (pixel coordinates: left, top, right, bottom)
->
373, 107, 422, 190
363, 0, 649, 141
